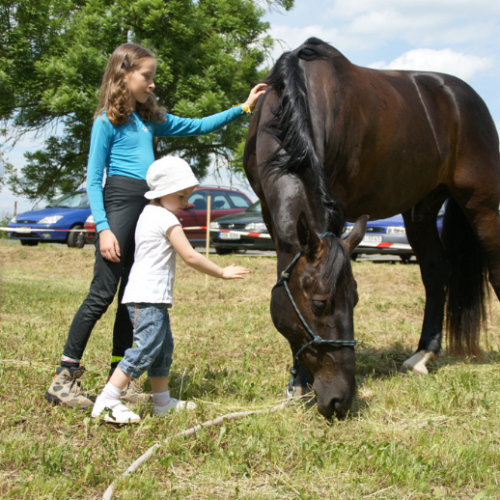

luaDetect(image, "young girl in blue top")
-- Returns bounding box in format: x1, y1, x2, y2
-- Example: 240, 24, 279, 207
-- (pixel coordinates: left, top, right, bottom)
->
45, 42, 266, 409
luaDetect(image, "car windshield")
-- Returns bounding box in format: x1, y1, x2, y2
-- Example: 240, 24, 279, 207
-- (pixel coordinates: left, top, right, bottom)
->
47, 192, 89, 209
246, 200, 261, 212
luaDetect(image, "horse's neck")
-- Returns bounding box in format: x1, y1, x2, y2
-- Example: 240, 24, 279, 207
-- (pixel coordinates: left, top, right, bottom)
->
262, 173, 326, 250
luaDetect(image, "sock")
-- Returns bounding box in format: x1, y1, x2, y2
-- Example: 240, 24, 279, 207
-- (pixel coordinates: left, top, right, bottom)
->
60, 356, 80, 371
94, 382, 123, 407
153, 390, 172, 408
93, 382, 123, 415
102, 382, 122, 399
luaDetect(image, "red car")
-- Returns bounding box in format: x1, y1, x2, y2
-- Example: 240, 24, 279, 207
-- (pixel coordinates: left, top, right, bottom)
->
84, 186, 253, 246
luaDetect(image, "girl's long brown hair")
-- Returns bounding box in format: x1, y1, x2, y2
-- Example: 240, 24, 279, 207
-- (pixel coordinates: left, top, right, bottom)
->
95, 43, 166, 126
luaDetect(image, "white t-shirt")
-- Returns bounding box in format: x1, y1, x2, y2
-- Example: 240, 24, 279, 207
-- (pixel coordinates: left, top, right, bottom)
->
122, 204, 180, 305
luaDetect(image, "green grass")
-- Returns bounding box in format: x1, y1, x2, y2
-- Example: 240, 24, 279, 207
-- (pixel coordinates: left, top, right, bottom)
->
1, 241, 500, 499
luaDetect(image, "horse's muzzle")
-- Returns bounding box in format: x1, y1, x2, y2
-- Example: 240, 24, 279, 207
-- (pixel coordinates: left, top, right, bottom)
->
313, 376, 355, 419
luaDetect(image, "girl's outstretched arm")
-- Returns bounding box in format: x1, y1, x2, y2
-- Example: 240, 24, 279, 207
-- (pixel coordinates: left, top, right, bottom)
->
155, 83, 270, 138
167, 225, 249, 279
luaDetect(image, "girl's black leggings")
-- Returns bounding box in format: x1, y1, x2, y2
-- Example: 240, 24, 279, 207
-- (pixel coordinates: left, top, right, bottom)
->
62, 175, 149, 363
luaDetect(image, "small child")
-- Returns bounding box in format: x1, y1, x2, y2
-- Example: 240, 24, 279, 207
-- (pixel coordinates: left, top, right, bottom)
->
91, 156, 249, 423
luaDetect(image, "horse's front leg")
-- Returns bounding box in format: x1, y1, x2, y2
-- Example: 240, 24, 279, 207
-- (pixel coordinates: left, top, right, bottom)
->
401, 209, 451, 375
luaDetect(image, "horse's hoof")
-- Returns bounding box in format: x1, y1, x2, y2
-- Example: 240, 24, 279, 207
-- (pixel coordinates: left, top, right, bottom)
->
400, 351, 435, 376
399, 363, 428, 376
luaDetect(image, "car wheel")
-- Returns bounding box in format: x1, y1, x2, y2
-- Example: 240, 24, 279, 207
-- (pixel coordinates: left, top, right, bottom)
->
400, 255, 412, 264
215, 247, 234, 255
20, 240, 39, 246
350, 253, 358, 261
75, 232, 86, 249
67, 224, 84, 248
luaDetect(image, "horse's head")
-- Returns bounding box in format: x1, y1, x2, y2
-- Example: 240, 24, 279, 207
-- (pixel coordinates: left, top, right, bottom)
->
271, 213, 367, 419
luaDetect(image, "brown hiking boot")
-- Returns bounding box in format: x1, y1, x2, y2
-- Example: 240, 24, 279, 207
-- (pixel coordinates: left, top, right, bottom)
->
119, 378, 152, 404
45, 367, 94, 409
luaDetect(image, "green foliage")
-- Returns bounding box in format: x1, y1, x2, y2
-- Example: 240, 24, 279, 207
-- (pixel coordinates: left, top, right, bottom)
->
0, 0, 288, 200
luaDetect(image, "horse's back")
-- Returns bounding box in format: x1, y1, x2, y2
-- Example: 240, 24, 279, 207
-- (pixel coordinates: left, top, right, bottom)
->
323, 63, 500, 216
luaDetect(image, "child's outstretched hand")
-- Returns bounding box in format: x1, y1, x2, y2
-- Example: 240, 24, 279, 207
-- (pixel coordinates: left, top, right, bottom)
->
242, 83, 269, 112
221, 264, 250, 280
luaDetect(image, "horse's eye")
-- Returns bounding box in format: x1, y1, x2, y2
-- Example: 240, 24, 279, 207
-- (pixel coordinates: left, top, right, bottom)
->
311, 299, 328, 314
299, 48, 317, 59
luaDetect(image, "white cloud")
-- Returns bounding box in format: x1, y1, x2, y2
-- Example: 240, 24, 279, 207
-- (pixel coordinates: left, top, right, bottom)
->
369, 48, 494, 81
349, 9, 442, 38
329, 0, 500, 19
324, 1, 500, 50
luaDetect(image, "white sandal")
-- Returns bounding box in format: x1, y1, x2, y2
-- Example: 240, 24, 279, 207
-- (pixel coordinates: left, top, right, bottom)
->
91, 400, 141, 424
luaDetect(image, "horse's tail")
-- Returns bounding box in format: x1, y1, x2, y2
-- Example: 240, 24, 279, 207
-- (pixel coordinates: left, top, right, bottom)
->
442, 198, 489, 357
263, 38, 345, 235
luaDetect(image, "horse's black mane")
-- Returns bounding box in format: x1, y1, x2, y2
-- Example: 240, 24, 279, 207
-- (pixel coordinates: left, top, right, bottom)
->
263, 38, 345, 237
321, 234, 350, 292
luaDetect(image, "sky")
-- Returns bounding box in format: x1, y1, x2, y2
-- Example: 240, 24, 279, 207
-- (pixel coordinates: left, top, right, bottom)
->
1, 0, 499, 216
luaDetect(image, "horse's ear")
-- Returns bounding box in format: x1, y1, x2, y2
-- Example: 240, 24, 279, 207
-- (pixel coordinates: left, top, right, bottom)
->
343, 215, 369, 255
297, 212, 320, 259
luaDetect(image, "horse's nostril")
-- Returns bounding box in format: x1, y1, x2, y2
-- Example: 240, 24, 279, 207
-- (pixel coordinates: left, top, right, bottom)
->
317, 397, 349, 419
329, 399, 345, 417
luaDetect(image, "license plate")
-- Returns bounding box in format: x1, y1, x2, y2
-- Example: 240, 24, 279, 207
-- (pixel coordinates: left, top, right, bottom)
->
361, 235, 382, 244
220, 231, 240, 240
15, 227, 32, 234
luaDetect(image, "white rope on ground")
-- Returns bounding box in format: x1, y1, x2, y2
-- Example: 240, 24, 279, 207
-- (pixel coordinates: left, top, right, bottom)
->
102, 400, 289, 500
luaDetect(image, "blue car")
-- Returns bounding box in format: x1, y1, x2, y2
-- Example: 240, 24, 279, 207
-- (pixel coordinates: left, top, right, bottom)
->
8, 190, 90, 248
343, 214, 414, 263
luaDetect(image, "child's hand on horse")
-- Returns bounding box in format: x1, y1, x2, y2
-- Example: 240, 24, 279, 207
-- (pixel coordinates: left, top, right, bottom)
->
221, 265, 250, 280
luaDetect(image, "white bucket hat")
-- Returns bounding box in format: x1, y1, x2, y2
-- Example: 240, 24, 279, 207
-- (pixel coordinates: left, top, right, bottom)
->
145, 156, 199, 199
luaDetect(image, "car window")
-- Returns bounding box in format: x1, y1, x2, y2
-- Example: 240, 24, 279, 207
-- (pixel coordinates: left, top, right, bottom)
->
51, 192, 90, 209
188, 189, 250, 210
189, 191, 207, 210
247, 200, 261, 212
228, 193, 251, 208
208, 191, 231, 210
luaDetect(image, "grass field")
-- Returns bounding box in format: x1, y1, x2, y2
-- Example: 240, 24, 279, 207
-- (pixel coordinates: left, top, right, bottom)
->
1, 241, 500, 499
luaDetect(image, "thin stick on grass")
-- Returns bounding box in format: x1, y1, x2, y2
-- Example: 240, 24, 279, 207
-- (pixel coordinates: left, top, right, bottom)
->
363, 485, 395, 498
102, 400, 289, 500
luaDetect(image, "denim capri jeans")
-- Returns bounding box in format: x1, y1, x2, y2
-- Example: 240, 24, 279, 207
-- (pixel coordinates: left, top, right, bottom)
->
117, 303, 173, 379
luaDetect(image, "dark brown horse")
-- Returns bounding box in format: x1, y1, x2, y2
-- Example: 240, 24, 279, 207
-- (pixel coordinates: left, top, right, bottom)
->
243, 38, 500, 418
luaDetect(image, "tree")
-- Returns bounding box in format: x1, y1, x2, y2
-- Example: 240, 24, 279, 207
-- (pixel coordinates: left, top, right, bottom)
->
0, 0, 292, 200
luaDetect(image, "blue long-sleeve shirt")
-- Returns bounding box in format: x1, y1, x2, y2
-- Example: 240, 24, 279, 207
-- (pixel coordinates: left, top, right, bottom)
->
87, 106, 244, 232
